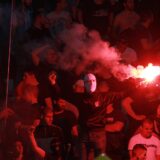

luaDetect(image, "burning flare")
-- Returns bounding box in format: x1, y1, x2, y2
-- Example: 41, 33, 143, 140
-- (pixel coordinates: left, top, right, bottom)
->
131, 63, 160, 85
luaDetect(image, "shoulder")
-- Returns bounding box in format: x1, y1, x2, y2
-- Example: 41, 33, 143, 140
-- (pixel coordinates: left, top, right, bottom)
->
129, 133, 142, 142
151, 134, 160, 141
128, 134, 142, 149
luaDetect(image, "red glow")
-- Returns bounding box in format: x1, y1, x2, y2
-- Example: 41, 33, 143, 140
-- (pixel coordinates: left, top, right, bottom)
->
131, 63, 160, 84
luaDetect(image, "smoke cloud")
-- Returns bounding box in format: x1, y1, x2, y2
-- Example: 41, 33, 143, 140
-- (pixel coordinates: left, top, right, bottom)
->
17, 22, 137, 82
58, 23, 135, 81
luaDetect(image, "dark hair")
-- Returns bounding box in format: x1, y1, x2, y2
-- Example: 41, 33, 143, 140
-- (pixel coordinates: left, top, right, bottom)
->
141, 118, 154, 126
132, 144, 147, 157
42, 107, 53, 116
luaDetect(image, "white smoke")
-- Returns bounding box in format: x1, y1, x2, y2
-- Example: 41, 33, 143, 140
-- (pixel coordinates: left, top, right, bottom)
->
58, 23, 135, 81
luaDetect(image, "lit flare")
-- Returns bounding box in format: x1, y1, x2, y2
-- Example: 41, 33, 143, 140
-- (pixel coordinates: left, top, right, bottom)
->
131, 63, 160, 84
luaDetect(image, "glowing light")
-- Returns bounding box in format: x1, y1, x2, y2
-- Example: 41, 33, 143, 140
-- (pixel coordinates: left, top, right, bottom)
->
131, 63, 160, 85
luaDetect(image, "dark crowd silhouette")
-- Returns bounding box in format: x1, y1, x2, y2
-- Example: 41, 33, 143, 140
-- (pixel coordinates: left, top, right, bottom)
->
0, 0, 160, 160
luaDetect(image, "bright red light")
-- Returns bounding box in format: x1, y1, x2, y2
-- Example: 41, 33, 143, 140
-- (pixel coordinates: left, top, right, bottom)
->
131, 63, 160, 84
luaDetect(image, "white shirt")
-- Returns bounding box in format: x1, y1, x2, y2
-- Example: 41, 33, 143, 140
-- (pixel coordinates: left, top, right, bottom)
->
128, 133, 160, 160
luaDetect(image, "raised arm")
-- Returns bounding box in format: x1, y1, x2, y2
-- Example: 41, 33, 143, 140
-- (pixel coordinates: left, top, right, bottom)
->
105, 121, 124, 132
57, 99, 79, 119
27, 126, 46, 158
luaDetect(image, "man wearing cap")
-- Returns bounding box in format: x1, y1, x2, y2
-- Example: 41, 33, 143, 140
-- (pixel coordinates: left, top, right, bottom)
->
71, 73, 122, 160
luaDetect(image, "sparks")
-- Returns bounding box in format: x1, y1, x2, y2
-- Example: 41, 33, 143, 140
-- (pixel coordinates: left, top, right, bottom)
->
131, 63, 160, 85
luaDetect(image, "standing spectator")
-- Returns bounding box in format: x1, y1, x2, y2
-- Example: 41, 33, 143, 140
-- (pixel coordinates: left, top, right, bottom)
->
128, 118, 160, 160
53, 101, 78, 159
105, 103, 126, 160
126, 9, 160, 63
47, 0, 72, 39
77, 0, 111, 40
23, 8, 52, 42
30, 108, 64, 160
1, 70, 41, 160
13, 9, 52, 85
31, 45, 60, 109
71, 73, 123, 160
13, 0, 34, 39
115, 37, 138, 65
37, 70, 62, 110
112, 0, 140, 41
122, 79, 160, 139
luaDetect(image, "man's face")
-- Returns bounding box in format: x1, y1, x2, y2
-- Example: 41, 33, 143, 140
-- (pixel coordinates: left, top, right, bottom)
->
84, 74, 97, 93
141, 122, 153, 138
136, 149, 147, 160
44, 112, 53, 126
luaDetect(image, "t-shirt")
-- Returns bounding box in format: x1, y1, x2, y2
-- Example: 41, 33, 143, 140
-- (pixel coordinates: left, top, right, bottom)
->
78, 0, 110, 36
128, 133, 160, 160
105, 109, 126, 152
53, 110, 77, 143
35, 124, 64, 159
72, 91, 123, 130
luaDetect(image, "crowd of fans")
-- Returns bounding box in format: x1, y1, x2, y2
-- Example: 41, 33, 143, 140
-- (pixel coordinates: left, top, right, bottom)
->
0, 0, 160, 159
